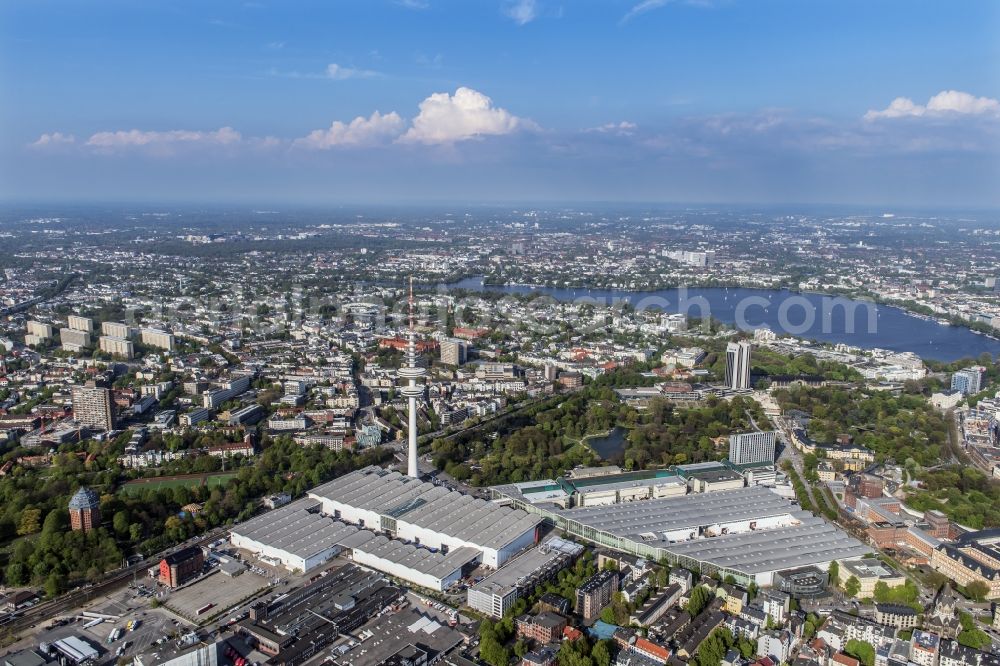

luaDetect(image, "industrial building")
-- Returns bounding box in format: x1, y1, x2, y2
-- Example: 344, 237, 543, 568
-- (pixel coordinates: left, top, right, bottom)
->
230, 468, 541, 591
493, 482, 868, 587
231, 499, 483, 591
238, 564, 402, 665
467, 537, 583, 618
308, 466, 543, 568
491, 460, 777, 511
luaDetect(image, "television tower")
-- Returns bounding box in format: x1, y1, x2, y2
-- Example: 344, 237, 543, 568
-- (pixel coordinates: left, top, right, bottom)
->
397, 277, 426, 478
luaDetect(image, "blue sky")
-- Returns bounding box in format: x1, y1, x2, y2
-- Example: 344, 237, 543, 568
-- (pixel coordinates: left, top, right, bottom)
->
2, 0, 999, 206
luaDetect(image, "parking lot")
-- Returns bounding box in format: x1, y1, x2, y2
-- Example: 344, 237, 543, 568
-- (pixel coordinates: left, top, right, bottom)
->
3, 603, 181, 665
162, 570, 270, 623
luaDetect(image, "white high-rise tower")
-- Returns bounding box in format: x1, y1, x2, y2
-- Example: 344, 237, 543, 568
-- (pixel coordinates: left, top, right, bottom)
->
397, 277, 426, 478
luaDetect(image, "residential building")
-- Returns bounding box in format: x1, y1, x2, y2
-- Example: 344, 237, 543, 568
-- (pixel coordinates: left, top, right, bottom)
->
728, 431, 777, 465
26, 320, 54, 339
515, 612, 567, 643
60, 327, 90, 352
101, 321, 132, 338
725, 341, 752, 390
141, 328, 176, 352
910, 631, 940, 666
951, 367, 986, 396
576, 569, 619, 621
99, 336, 134, 359
874, 604, 918, 629
71, 383, 115, 431
180, 408, 212, 427
67, 315, 94, 333
440, 338, 469, 366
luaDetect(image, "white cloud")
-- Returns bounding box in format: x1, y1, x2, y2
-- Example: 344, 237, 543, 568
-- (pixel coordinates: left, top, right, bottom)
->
622, 0, 671, 22
504, 0, 538, 25
30, 132, 76, 148
621, 0, 713, 24
326, 63, 380, 80
400, 87, 532, 145
294, 111, 405, 149
586, 121, 637, 136
85, 127, 243, 151
865, 90, 1000, 121
396, 0, 429, 8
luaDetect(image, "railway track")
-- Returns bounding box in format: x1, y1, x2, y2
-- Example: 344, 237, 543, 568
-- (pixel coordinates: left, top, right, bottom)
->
0, 529, 226, 647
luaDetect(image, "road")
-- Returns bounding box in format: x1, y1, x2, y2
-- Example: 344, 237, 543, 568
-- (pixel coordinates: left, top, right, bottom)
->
774, 415, 822, 509
416, 390, 570, 446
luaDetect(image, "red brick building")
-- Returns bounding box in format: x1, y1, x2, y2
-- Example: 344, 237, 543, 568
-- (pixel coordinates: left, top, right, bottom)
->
159, 546, 204, 587
68, 487, 101, 532
515, 612, 567, 643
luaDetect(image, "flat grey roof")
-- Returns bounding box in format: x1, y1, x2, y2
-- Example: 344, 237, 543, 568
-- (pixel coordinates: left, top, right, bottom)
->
470, 544, 569, 597
232, 499, 480, 580
575, 475, 686, 495
351, 534, 481, 581
560, 485, 793, 537
232, 498, 361, 560
663, 517, 869, 574
310, 466, 542, 551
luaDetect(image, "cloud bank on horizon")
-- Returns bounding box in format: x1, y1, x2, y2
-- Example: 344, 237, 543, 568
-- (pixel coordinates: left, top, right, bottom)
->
30, 86, 999, 156
4, 0, 999, 205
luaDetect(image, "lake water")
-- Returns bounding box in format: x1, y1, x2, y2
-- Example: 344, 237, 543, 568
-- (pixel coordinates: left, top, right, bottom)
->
445, 277, 1000, 362
585, 427, 629, 461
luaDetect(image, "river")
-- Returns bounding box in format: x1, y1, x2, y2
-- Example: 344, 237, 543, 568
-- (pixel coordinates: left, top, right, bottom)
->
445, 277, 1000, 362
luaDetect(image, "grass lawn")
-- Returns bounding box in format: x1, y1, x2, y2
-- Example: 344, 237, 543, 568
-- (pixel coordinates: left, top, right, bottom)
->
121, 472, 237, 494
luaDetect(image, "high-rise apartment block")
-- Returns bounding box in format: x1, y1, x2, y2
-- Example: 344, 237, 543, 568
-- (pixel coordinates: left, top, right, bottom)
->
575, 569, 619, 621
440, 338, 468, 366
60, 327, 91, 352
951, 366, 986, 396
99, 336, 135, 359
26, 320, 54, 339
729, 431, 777, 465
725, 341, 753, 390
71, 383, 115, 431
141, 328, 176, 352
101, 321, 132, 339
67, 315, 94, 333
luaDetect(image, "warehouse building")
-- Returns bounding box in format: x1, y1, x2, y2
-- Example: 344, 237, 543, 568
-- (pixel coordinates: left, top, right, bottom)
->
230, 499, 357, 571
493, 483, 867, 587
307, 466, 543, 568
343, 533, 480, 591
467, 537, 583, 618
230, 494, 502, 591
491, 461, 777, 511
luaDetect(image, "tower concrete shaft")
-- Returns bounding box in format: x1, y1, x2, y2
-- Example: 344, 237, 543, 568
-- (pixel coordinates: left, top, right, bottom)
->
397, 277, 426, 478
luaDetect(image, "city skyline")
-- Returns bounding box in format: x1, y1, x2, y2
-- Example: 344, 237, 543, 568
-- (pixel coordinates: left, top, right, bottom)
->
2, 0, 999, 206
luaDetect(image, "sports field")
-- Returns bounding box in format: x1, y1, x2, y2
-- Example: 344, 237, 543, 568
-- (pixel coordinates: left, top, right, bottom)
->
121, 472, 237, 494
